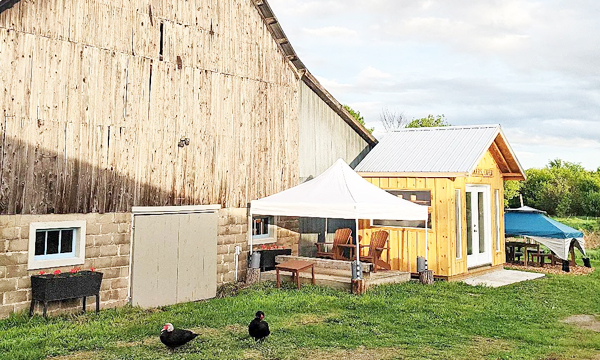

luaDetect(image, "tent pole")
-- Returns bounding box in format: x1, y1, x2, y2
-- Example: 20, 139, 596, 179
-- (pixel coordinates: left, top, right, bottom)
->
248, 208, 253, 255
355, 215, 361, 280
324, 218, 328, 243
425, 217, 428, 270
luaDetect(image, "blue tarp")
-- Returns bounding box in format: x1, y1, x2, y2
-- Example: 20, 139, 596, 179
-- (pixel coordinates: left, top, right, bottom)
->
505, 211, 584, 239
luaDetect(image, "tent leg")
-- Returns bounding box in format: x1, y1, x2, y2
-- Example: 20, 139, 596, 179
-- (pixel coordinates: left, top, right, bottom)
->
353, 217, 361, 280
248, 209, 253, 255
424, 218, 428, 270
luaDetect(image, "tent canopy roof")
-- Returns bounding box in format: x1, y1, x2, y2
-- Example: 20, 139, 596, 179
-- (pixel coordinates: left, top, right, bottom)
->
505, 208, 583, 239
504, 207, 585, 260
251, 159, 428, 221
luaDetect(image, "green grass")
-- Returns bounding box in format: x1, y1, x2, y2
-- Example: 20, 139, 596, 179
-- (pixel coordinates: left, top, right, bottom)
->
553, 216, 600, 233
2, 267, 600, 360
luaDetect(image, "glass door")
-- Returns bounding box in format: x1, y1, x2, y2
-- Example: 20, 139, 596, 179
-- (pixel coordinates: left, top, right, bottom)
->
466, 185, 492, 268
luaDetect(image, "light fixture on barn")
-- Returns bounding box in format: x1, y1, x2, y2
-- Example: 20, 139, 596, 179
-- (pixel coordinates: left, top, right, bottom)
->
178, 137, 190, 148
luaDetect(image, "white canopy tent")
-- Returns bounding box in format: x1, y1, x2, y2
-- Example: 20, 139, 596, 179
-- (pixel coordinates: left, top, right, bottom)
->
248, 159, 429, 278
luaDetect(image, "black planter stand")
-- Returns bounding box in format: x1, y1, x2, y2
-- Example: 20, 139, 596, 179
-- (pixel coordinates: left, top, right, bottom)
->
29, 271, 103, 318
250, 249, 292, 271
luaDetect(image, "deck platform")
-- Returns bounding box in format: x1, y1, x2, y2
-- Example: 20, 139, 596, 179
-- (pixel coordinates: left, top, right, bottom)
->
260, 255, 410, 291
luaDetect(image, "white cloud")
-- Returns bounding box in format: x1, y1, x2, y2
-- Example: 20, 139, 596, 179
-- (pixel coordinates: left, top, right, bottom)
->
302, 26, 358, 38
266, 0, 600, 170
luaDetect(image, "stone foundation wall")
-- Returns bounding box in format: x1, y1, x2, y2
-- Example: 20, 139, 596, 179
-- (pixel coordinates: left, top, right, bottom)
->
0, 213, 131, 319
1, 208, 301, 319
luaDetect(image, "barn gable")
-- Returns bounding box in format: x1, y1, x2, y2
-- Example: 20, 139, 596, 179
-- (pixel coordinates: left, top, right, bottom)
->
0, 0, 373, 214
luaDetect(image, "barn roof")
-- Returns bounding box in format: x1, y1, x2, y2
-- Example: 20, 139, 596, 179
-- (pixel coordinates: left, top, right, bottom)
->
0, 0, 377, 146
355, 125, 526, 180
0, 0, 19, 12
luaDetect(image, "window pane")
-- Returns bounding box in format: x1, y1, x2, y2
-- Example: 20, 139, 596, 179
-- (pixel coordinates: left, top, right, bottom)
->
495, 189, 500, 252
253, 217, 270, 237
61, 229, 74, 253
466, 192, 472, 255
35, 231, 46, 256
478, 192, 485, 253
46, 230, 60, 254
455, 190, 462, 259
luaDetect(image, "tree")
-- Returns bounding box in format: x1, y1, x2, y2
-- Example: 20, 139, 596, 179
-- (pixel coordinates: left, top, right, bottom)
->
504, 180, 522, 208
511, 158, 600, 216
343, 105, 374, 133
406, 114, 450, 128
380, 108, 407, 132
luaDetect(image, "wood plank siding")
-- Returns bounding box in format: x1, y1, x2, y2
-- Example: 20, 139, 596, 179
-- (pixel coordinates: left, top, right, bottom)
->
0, 0, 369, 215
298, 81, 371, 180
360, 150, 506, 278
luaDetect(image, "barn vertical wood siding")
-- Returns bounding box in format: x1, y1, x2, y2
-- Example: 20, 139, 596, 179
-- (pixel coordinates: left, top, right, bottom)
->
297, 81, 371, 180
0, 0, 301, 214
360, 150, 506, 279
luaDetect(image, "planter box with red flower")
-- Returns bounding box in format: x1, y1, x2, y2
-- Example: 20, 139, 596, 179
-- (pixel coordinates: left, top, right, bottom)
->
30, 268, 103, 318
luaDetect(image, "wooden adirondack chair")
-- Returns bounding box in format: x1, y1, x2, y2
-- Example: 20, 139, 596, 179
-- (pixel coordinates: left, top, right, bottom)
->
315, 228, 352, 260
359, 231, 391, 272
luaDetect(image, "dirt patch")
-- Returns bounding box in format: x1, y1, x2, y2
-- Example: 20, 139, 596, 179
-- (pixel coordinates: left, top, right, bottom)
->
297, 346, 403, 360
296, 313, 330, 325
507, 264, 594, 275
585, 232, 600, 250
463, 337, 511, 359
561, 315, 600, 332
50, 351, 97, 360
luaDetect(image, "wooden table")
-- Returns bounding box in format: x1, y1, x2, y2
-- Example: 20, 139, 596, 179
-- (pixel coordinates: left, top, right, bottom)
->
275, 260, 315, 289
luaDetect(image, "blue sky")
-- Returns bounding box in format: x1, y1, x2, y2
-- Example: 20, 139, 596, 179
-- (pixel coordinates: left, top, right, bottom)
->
269, 0, 600, 171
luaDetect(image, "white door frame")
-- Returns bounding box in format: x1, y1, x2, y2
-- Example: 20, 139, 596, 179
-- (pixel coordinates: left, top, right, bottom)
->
465, 185, 493, 268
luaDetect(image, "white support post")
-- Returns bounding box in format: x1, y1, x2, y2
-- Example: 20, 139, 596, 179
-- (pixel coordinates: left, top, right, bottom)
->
425, 217, 428, 269
354, 205, 361, 280
248, 208, 253, 255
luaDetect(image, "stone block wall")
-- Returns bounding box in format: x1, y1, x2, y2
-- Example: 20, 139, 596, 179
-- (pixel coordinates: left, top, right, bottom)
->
0, 213, 131, 319
1, 208, 301, 319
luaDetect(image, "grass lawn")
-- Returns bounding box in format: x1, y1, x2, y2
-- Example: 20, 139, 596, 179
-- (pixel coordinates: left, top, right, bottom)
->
2, 257, 600, 360
553, 217, 600, 234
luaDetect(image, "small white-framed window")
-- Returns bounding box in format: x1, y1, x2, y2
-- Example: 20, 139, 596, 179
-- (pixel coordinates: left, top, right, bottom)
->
372, 190, 432, 229
252, 216, 277, 244
495, 189, 501, 252
455, 189, 462, 259
28, 220, 86, 270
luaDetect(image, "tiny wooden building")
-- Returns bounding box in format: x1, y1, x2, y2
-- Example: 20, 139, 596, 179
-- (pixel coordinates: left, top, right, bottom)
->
355, 125, 526, 280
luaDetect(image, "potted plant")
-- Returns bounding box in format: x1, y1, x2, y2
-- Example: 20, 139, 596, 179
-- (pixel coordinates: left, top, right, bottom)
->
30, 267, 103, 318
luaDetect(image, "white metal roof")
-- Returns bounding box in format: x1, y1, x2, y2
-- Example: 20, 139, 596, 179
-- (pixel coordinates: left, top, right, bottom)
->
355, 125, 507, 175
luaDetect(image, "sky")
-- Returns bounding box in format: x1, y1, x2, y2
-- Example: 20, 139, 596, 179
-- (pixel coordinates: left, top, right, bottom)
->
268, 0, 600, 171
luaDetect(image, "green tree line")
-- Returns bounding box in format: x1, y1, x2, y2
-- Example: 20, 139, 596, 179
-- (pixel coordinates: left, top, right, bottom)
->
505, 159, 600, 216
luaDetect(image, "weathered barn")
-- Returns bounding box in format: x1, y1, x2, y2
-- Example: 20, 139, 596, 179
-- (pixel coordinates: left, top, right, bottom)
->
355, 125, 525, 280
0, 0, 375, 317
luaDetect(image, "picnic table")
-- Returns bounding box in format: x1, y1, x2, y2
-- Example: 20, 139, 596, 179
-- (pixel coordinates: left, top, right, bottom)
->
505, 241, 542, 267
275, 260, 315, 289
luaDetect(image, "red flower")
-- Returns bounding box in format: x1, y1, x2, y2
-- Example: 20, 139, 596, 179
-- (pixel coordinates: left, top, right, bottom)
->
90, 267, 95, 272
53, 270, 61, 275
69, 268, 78, 274
38, 271, 45, 275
